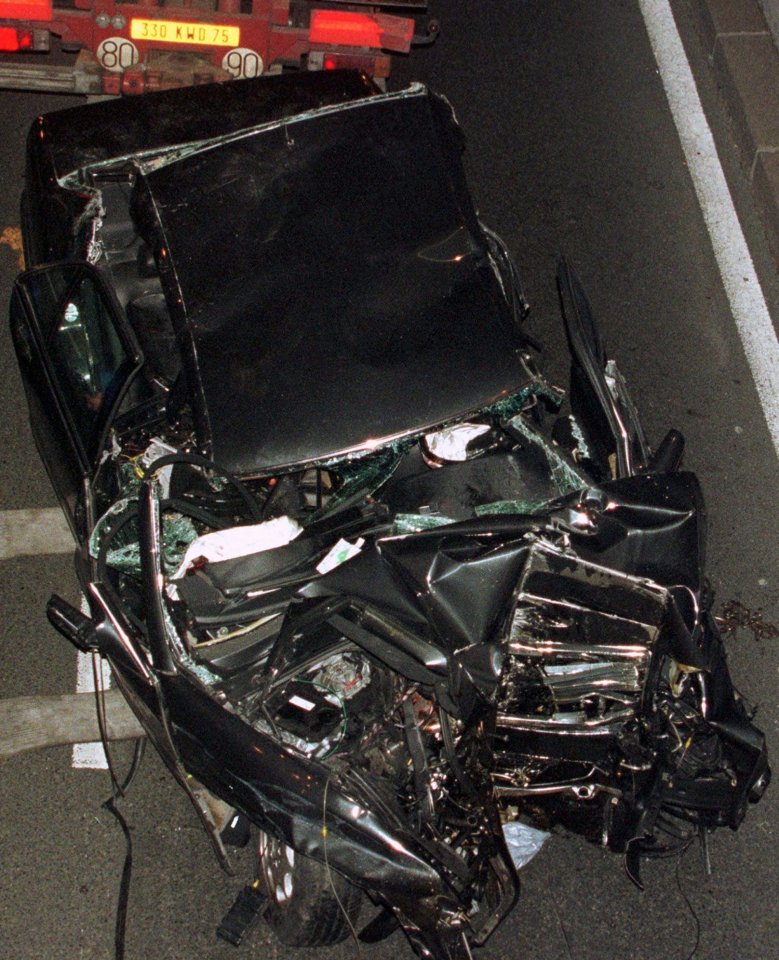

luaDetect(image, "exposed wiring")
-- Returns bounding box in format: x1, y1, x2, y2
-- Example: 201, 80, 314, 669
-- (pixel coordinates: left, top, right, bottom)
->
192, 613, 279, 647
140, 451, 264, 521
125, 453, 146, 480
322, 777, 362, 958
91, 651, 147, 960
92, 652, 124, 789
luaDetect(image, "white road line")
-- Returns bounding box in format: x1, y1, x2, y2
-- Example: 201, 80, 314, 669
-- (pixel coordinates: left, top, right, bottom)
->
0, 507, 74, 560
72, 651, 111, 769
639, 0, 779, 460
1, 506, 109, 765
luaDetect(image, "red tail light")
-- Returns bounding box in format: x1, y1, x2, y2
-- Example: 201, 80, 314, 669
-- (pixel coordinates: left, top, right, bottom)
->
0, 26, 29, 51
310, 49, 391, 79
0, 24, 48, 51
309, 10, 414, 54
0, 0, 53, 19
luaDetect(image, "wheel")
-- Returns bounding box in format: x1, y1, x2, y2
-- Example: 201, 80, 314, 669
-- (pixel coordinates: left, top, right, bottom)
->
256, 831, 362, 947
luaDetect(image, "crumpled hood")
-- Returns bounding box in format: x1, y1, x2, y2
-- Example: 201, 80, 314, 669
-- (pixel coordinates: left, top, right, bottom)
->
139, 85, 531, 475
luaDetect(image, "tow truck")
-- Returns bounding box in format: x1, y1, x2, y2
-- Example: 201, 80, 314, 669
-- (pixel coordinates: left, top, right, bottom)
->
0, 0, 435, 95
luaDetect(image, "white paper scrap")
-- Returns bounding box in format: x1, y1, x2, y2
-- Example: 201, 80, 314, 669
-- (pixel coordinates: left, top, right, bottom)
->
288, 695, 316, 712
172, 515, 303, 579
316, 537, 365, 575
425, 423, 490, 462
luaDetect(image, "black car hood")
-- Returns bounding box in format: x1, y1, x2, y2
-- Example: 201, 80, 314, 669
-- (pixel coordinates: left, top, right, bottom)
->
139, 84, 531, 475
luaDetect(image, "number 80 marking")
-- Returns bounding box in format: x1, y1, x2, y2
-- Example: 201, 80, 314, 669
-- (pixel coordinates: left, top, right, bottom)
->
96, 37, 139, 72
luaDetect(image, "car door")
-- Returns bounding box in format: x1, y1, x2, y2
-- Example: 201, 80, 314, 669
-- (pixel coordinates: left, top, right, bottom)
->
10, 261, 142, 542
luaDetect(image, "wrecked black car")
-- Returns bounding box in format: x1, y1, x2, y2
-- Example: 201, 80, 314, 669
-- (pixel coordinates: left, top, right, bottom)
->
10, 70, 769, 960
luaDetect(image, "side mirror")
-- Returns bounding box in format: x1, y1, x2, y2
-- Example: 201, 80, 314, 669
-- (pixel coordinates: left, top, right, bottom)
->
47, 594, 102, 653
557, 256, 650, 478
49, 587, 155, 685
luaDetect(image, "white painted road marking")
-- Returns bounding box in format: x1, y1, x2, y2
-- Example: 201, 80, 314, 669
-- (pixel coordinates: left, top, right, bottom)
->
0, 508, 110, 767
639, 0, 779, 461
0, 507, 74, 559
73, 648, 112, 770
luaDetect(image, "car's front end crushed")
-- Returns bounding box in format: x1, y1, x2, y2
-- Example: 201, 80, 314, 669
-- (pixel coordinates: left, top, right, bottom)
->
14, 71, 769, 960
74, 380, 769, 958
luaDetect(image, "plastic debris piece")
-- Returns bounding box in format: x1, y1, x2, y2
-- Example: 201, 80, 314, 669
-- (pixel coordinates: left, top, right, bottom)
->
316, 537, 365, 574
502, 820, 550, 870
172, 515, 303, 579
216, 883, 267, 946
424, 422, 491, 462
220, 811, 251, 848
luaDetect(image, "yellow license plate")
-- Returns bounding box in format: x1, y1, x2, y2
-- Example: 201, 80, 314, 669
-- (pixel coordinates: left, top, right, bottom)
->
130, 18, 240, 47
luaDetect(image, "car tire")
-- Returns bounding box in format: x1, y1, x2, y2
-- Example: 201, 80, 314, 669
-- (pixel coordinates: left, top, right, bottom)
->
256, 831, 362, 947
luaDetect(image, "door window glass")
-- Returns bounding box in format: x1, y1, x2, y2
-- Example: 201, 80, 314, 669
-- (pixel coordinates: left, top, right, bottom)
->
19, 265, 133, 459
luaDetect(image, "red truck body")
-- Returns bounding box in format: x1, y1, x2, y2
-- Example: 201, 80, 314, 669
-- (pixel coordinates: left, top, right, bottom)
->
0, 0, 430, 95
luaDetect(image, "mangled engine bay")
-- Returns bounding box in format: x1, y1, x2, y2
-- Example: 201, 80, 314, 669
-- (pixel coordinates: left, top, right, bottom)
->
20, 75, 767, 959
88, 368, 769, 956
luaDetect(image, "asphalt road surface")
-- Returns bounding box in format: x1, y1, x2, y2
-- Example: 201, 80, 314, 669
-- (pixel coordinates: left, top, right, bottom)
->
2, 3, 778, 959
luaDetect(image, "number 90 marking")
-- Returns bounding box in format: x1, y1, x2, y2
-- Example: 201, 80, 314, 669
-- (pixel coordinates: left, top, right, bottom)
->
222, 48, 263, 79
96, 37, 139, 72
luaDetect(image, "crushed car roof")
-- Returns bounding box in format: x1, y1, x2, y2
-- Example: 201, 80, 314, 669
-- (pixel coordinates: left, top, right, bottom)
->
134, 84, 532, 475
